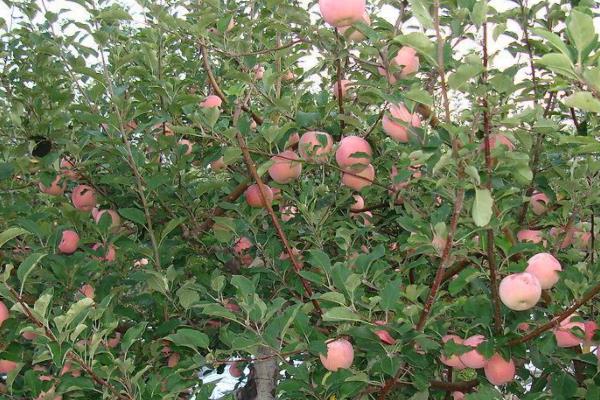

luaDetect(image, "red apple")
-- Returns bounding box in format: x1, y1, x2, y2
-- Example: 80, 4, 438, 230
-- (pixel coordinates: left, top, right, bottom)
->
382, 103, 422, 143
167, 352, 180, 368
459, 335, 487, 369
350, 195, 364, 211
200, 95, 222, 109
298, 131, 333, 163
525, 252, 562, 289
499, 272, 541, 311
0, 301, 9, 328
517, 229, 544, 244
58, 230, 79, 254
341, 164, 375, 191
554, 315, 585, 347
335, 136, 372, 172
92, 209, 121, 231
530, 192, 549, 215
268, 150, 303, 184
244, 184, 274, 208
178, 139, 193, 155
229, 361, 242, 377
319, 338, 354, 371
233, 237, 253, 255
440, 335, 466, 370
92, 243, 116, 262
79, 284, 95, 299
39, 175, 66, 196
318, 0, 365, 27
484, 353, 515, 385
71, 185, 96, 211
0, 360, 17, 373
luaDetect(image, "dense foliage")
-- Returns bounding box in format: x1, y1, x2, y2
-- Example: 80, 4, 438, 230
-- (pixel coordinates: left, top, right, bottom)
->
0, 0, 600, 399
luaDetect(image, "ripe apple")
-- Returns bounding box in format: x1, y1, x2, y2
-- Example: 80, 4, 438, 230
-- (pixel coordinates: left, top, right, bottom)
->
298, 131, 333, 163
268, 150, 303, 184
167, 352, 180, 368
517, 322, 530, 332
335, 136, 372, 172
92, 243, 116, 262
0, 359, 17, 373
58, 230, 79, 254
332, 79, 353, 99
244, 184, 274, 208
342, 164, 375, 191
483, 134, 515, 152
319, 338, 354, 371
484, 353, 515, 385
382, 103, 422, 143
79, 284, 95, 299
554, 315, 585, 347
318, 0, 365, 27
60, 158, 80, 180
378, 47, 420, 83
440, 335, 466, 369
585, 321, 598, 346
453, 392, 465, 400
39, 175, 66, 196
499, 272, 541, 311
92, 208, 121, 231
350, 194, 364, 211
530, 191, 549, 215
22, 330, 37, 340
525, 252, 562, 289
229, 362, 242, 377
71, 185, 96, 211
338, 13, 370, 41
0, 301, 9, 328
178, 139, 193, 155
200, 95, 222, 109
233, 237, 253, 255
517, 229, 544, 244
549, 226, 576, 249
211, 157, 226, 171
459, 335, 487, 369
281, 205, 298, 222
286, 132, 300, 149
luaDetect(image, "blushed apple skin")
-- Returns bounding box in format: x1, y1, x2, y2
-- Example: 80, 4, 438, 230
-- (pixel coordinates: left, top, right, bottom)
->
233, 237, 253, 255
200, 95, 222, 109
335, 136, 372, 172
58, 230, 80, 254
268, 150, 302, 184
0, 301, 9, 328
517, 229, 544, 244
71, 185, 97, 212
332, 79, 353, 99
178, 139, 193, 155
92, 243, 116, 262
319, 338, 354, 371
382, 103, 422, 143
484, 353, 516, 385
525, 252, 562, 289
338, 13, 371, 41
554, 315, 585, 347
440, 334, 466, 369
453, 392, 465, 400
298, 131, 333, 163
342, 164, 375, 191
498, 272, 542, 311
459, 335, 487, 369
530, 192, 549, 215
318, 0, 365, 27
0, 359, 17, 373
39, 175, 66, 196
244, 184, 274, 208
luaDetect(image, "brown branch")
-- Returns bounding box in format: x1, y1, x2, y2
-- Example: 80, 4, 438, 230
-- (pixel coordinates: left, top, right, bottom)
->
234, 99, 322, 316
334, 33, 346, 132
199, 43, 263, 125
508, 278, 600, 346
433, 0, 451, 121
211, 38, 305, 57
195, 179, 250, 234
430, 379, 479, 392
482, 21, 502, 334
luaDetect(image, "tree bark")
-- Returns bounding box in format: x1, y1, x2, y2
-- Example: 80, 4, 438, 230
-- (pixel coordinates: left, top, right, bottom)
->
253, 346, 278, 400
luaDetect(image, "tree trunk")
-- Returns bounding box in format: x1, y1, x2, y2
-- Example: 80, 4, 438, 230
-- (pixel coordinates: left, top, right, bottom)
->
254, 346, 278, 400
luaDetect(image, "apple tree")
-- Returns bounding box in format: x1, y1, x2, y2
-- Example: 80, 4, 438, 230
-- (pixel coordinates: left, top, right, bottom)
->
0, 0, 599, 399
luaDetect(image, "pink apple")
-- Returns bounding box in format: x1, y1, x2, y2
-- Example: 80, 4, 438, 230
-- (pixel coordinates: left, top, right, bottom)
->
550, 226, 576, 249
319, 338, 354, 371
286, 132, 300, 149
318, 0, 365, 27
499, 272, 541, 311
459, 335, 487, 369
60, 158, 80, 180
167, 353, 180, 368
484, 353, 515, 385
93, 209, 121, 231
554, 315, 585, 347
440, 335, 466, 369
71, 185, 96, 211
453, 392, 465, 400
391, 47, 420, 78
335, 136, 372, 172
350, 195, 364, 211
525, 252, 562, 289
58, 230, 79, 254
517, 229, 544, 244
92, 243, 116, 262
178, 139, 193, 155
22, 330, 37, 340
517, 322, 530, 332
382, 103, 422, 143
342, 164, 375, 191
338, 13, 371, 41
530, 192, 549, 215
268, 150, 303, 184
585, 321, 598, 345
281, 205, 298, 222
332, 79, 353, 99
211, 157, 226, 171
200, 95, 222, 109
282, 70, 296, 81
252, 65, 264, 80
233, 237, 253, 255
39, 175, 66, 196
482, 134, 515, 152
244, 184, 274, 208
0, 360, 17, 373
229, 362, 242, 377
106, 332, 121, 348
298, 131, 333, 163
0, 301, 9, 328
80, 284, 95, 299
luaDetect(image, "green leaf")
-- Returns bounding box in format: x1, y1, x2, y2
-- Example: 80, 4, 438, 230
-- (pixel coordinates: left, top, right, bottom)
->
231, 275, 255, 297
166, 328, 209, 352
0, 227, 30, 248
408, 0, 434, 30
118, 208, 146, 225
223, 146, 241, 164
322, 307, 362, 323
551, 373, 577, 399
34, 290, 53, 319
470, 0, 488, 27
160, 217, 186, 245
472, 189, 493, 227
532, 28, 572, 59
563, 92, 600, 113
404, 87, 433, 106
448, 63, 484, 91
583, 68, 600, 92
121, 322, 147, 353
17, 252, 47, 294
55, 297, 94, 332
394, 32, 437, 66
566, 9, 597, 59
318, 292, 347, 306
536, 53, 577, 79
